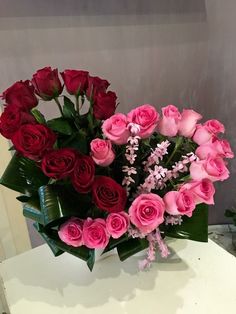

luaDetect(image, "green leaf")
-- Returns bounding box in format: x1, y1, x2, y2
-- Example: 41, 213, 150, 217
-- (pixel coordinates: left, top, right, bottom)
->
117, 238, 149, 261
103, 234, 128, 254
31, 108, 46, 124
47, 118, 73, 135
87, 249, 95, 271
60, 130, 88, 154
0, 153, 49, 194
63, 96, 76, 118
8, 145, 15, 151
38, 185, 82, 227
16, 195, 31, 202
23, 197, 44, 224
164, 204, 208, 242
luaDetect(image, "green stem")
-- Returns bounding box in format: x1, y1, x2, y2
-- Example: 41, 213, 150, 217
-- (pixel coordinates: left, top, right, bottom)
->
166, 137, 183, 166
75, 95, 80, 114
54, 97, 64, 117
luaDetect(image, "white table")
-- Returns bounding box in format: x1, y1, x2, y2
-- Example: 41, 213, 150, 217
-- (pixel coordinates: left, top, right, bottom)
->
0, 239, 236, 314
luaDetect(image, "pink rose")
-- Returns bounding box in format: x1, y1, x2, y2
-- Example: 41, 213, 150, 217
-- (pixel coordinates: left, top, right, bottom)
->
163, 190, 196, 217
127, 104, 159, 138
83, 218, 110, 249
193, 119, 225, 145
129, 193, 165, 234
106, 212, 130, 239
190, 156, 229, 182
180, 179, 215, 205
90, 138, 115, 167
58, 217, 83, 247
196, 137, 234, 160
102, 113, 129, 145
178, 109, 202, 138
157, 104, 181, 137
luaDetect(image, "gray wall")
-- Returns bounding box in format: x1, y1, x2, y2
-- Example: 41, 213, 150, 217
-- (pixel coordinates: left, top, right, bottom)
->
0, 0, 235, 246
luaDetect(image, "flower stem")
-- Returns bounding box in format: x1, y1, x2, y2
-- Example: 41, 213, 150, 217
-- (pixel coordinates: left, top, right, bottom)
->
166, 137, 183, 166
54, 97, 64, 117
75, 95, 80, 114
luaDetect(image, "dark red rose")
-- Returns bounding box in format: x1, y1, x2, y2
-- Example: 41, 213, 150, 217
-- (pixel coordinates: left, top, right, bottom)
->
41, 148, 77, 180
12, 123, 56, 160
32, 67, 63, 100
61, 70, 89, 95
86, 76, 110, 99
93, 91, 117, 120
0, 105, 35, 139
1, 80, 38, 111
92, 176, 127, 213
72, 155, 95, 193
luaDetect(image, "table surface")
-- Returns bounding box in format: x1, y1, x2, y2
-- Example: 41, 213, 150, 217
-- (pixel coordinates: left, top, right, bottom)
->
0, 239, 236, 314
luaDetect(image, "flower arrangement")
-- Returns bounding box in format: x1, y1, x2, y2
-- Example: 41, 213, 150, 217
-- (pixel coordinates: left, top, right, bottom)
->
0, 67, 233, 271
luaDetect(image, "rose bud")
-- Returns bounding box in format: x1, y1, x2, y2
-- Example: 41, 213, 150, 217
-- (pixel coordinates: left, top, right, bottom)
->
1, 80, 38, 111
90, 138, 115, 167
127, 104, 159, 138
12, 123, 56, 160
32, 67, 63, 100
93, 91, 117, 120
92, 176, 127, 213
83, 218, 109, 249
58, 217, 84, 247
178, 109, 202, 138
157, 104, 181, 137
106, 212, 130, 239
86, 76, 110, 99
163, 190, 196, 217
0, 105, 35, 139
129, 193, 165, 234
72, 155, 95, 193
41, 148, 77, 180
61, 69, 89, 95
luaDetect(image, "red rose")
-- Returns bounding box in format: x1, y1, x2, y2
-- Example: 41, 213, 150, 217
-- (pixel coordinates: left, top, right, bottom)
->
0, 105, 35, 139
93, 91, 117, 120
32, 67, 63, 100
86, 76, 110, 99
2, 80, 38, 111
12, 123, 56, 160
41, 148, 77, 180
92, 176, 127, 213
61, 70, 89, 95
72, 155, 95, 193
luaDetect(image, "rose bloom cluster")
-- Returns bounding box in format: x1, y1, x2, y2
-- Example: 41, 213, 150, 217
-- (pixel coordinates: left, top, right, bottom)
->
0, 68, 233, 255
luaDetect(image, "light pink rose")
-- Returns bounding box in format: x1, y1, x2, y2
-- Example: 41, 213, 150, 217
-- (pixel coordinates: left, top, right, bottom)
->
157, 104, 181, 137
128, 193, 165, 234
163, 190, 196, 217
83, 218, 110, 249
127, 104, 159, 138
193, 119, 225, 145
180, 179, 215, 205
106, 212, 130, 239
58, 217, 83, 247
190, 156, 229, 182
178, 109, 202, 138
102, 113, 129, 145
90, 138, 115, 167
196, 137, 234, 160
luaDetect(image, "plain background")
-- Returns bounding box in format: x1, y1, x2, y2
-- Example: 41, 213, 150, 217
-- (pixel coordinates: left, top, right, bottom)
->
0, 0, 235, 247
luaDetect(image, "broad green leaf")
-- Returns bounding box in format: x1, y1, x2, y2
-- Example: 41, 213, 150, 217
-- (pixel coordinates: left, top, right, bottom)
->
38, 185, 82, 227
16, 195, 31, 202
164, 204, 208, 242
23, 197, 44, 225
87, 249, 95, 271
47, 118, 73, 135
60, 130, 88, 154
31, 108, 46, 124
63, 96, 76, 118
103, 234, 128, 254
0, 153, 49, 194
117, 238, 149, 261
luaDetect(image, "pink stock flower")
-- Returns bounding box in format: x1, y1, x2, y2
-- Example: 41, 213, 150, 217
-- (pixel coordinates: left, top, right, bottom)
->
193, 119, 225, 145
163, 190, 196, 217
178, 109, 202, 138
157, 104, 181, 137
196, 137, 234, 160
83, 218, 110, 249
129, 193, 165, 234
102, 113, 130, 145
90, 138, 115, 167
127, 104, 159, 138
190, 156, 229, 182
106, 212, 130, 239
180, 179, 215, 205
58, 217, 83, 247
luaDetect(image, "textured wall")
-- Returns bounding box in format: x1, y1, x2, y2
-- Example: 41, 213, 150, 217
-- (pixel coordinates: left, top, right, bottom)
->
0, 0, 235, 246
